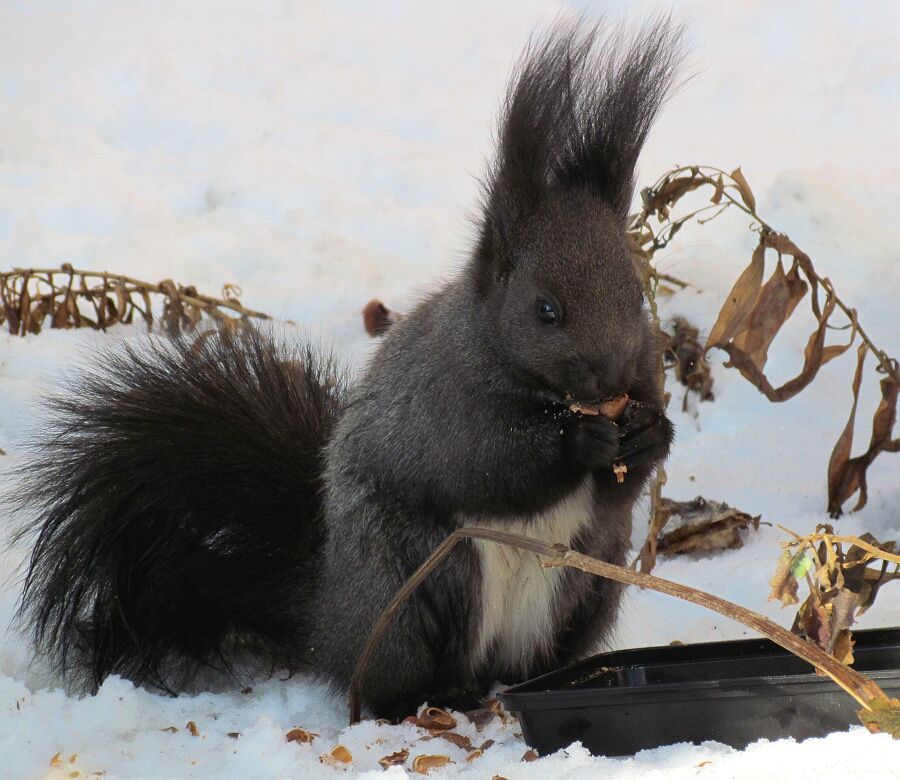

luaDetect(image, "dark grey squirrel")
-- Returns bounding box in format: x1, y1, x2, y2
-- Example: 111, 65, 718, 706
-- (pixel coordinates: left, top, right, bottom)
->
14, 19, 680, 719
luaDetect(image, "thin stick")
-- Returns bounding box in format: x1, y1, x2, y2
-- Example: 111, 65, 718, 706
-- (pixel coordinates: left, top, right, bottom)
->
348, 527, 889, 724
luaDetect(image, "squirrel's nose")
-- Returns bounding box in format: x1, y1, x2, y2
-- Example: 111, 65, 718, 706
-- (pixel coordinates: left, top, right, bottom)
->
566, 357, 618, 401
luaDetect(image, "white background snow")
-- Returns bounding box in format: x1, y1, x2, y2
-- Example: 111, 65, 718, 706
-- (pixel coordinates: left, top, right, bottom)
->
0, 1, 898, 777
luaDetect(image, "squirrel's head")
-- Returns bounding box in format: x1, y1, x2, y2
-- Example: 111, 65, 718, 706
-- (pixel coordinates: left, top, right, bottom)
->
470, 19, 682, 404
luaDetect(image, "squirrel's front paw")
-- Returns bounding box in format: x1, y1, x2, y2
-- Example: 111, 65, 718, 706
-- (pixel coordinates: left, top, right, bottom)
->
617, 403, 673, 471
563, 412, 620, 471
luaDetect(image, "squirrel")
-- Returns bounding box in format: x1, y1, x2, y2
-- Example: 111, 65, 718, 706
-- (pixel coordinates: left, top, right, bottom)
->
14, 19, 679, 719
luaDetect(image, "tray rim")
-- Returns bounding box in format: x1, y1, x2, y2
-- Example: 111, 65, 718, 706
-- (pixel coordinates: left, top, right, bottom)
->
499, 626, 900, 712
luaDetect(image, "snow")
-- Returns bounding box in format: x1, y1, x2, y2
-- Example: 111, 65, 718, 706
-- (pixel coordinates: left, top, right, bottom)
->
0, 1, 898, 777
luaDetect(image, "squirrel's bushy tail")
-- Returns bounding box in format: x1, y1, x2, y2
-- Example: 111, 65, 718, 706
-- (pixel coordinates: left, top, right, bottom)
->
13, 326, 344, 693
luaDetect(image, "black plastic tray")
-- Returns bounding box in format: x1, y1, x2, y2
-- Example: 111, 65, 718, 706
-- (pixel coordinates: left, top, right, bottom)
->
499, 627, 900, 756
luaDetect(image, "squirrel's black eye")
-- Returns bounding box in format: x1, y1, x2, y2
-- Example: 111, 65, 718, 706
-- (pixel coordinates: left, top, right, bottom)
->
536, 299, 558, 325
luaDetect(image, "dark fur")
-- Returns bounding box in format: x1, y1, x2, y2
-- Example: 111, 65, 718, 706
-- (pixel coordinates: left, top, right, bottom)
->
13, 328, 345, 692
14, 19, 680, 716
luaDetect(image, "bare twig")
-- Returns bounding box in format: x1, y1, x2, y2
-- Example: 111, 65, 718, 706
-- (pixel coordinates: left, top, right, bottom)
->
348, 527, 894, 727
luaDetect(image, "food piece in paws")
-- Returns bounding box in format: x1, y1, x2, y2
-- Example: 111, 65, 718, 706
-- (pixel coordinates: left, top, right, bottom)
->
612, 463, 628, 484
568, 393, 629, 421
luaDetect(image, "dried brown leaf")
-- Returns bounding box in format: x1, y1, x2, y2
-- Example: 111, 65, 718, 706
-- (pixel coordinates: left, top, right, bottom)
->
665, 317, 714, 405
830, 628, 855, 666
769, 549, 809, 606
651, 175, 705, 213
731, 260, 808, 372
27, 299, 51, 334
827, 344, 867, 515
19, 284, 31, 335
828, 360, 898, 516
655, 496, 760, 557
720, 295, 856, 403
711, 174, 725, 205
795, 592, 832, 649
705, 238, 765, 349
730, 166, 756, 212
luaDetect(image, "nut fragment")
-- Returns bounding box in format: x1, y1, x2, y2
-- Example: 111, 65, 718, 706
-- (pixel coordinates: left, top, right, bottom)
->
285, 727, 317, 744
437, 732, 472, 750
378, 749, 409, 768
319, 745, 353, 766
412, 754, 453, 774
613, 463, 628, 484
569, 393, 629, 421
415, 707, 457, 731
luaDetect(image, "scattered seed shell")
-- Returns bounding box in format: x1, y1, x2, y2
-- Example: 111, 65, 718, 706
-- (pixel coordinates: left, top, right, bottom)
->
464, 708, 497, 731
378, 749, 409, 768
286, 727, 317, 744
412, 754, 453, 774
522, 749, 540, 762
319, 745, 353, 766
416, 707, 457, 731
438, 732, 472, 750
185, 721, 200, 737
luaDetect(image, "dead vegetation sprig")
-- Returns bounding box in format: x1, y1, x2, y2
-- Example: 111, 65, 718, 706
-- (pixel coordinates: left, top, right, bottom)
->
0, 265, 271, 336
769, 524, 898, 665
630, 165, 899, 573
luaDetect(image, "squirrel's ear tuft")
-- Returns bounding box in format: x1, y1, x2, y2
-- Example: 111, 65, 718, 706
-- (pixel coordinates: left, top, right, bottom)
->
473, 17, 684, 289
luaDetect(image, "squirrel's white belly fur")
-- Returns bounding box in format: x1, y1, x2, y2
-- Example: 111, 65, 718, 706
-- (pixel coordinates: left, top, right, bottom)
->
466, 476, 595, 675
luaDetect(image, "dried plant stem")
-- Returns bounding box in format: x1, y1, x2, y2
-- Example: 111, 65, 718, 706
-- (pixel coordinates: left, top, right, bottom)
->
348, 527, 891, 725
777, 527, 900, 567
656, 272, 689, 289
7, 267, 271, 321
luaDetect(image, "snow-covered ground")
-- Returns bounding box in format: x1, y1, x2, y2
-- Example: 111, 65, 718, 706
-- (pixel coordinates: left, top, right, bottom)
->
0, 1, 898, 777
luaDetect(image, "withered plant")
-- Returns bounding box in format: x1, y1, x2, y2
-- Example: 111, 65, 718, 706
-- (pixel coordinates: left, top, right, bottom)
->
0, 265, 270, 337
630, 165, 898, 572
